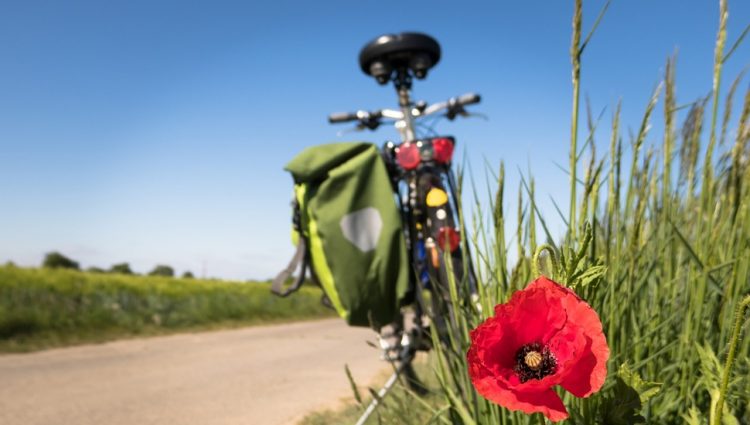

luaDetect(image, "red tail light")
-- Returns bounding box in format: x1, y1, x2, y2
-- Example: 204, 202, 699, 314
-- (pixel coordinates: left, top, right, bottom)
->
437, 226, 460, 252
396, 142, 420, 170
432, 137, 454, 164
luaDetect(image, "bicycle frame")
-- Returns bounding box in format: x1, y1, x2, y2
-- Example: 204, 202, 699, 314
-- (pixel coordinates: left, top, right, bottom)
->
326, 33, 482, 424
394, 71, 418, 142
367, 76, 477, 343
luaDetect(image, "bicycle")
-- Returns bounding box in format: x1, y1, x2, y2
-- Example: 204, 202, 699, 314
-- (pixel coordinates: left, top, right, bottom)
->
326, 32, 482, 412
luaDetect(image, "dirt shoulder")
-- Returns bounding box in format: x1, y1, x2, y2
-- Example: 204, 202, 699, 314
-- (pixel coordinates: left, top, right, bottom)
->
0, 319, 386, 425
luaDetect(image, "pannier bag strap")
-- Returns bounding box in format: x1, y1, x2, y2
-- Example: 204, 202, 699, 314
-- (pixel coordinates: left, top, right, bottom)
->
271, 237, 308, 297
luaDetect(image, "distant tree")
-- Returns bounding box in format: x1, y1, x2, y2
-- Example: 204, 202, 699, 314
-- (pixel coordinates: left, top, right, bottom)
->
182, 271, 194, 279
4, 260, 16, 268
109, 263, 134, 275
148, 265, 174, 277
42, 252, 80, 270
86, 266, 105, 274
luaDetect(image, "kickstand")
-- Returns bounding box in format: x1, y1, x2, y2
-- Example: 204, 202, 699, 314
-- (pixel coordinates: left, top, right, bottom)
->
354, 361, 407, 425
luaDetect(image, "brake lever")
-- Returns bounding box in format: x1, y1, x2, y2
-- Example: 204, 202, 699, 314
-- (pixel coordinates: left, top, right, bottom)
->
461, 111, 489, 121
446, 104, 466, 121
356, 111, 382, 130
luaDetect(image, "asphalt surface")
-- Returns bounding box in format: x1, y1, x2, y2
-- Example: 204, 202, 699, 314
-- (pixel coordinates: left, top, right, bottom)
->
0, 319, 385, 425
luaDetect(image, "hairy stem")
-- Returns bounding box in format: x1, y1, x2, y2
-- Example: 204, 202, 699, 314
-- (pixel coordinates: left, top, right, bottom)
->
714, 295, 750, 425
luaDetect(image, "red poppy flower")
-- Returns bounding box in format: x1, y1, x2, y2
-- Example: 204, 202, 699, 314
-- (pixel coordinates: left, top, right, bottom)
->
467, 276, 609, 422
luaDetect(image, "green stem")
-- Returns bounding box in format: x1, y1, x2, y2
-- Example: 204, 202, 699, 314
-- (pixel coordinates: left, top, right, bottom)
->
533, 244, 560, 281
537, 412, 546, 425
569, 0, 582, 244
701, 0, 727, 208
714, 295, 750, 425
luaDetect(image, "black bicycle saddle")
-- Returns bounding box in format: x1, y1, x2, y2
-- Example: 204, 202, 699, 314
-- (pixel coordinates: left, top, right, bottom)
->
358, 32, 441, 84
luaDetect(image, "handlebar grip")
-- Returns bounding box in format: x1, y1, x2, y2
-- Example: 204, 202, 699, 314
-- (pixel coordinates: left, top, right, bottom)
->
328, 112, 358, 123
457, 92, 481, 106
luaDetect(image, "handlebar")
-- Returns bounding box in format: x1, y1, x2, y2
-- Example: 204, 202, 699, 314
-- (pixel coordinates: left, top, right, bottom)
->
329, 110, 384, 130
456, 92, 481, 106
328, 110, 383, 124
328, 112, 358, 123
328, 91, 481, 129
423, 92, 481, 117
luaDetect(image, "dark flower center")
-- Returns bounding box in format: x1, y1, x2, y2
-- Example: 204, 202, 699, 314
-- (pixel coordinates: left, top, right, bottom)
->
514, 343, 557, 383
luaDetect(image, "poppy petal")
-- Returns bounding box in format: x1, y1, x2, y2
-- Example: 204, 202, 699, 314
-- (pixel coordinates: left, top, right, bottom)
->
526, 276, 609, 396
497, 283, 567, 346
546, 321, 585, 368
469, 317, 517, 382
525, 276, 580, 298
473, 377, 569, 423
559, 300, 609, 396
514, 388, 569, 422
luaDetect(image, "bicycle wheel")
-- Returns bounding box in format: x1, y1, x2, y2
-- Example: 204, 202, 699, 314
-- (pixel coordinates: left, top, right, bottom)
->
385, 167, 474, 394
416, 170, 471, 347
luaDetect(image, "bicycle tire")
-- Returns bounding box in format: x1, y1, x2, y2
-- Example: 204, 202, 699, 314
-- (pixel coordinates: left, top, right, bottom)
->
386, 166, 474, 395
418, 169, 470, 348
384, 168, 467, 396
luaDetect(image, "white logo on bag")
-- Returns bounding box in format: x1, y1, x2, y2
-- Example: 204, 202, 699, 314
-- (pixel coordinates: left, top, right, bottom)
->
339, 207, 383, 252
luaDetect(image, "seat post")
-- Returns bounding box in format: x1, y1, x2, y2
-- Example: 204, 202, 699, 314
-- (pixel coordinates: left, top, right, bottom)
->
394, 68, 416, 143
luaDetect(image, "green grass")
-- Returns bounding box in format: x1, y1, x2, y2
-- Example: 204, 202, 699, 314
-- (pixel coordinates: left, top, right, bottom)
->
299, 355, 446, 425
0, 265, 334, 352
311, 1, 750, 424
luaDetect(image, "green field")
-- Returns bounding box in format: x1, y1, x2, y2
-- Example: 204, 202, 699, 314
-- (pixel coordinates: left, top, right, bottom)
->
0, 265, 334, 352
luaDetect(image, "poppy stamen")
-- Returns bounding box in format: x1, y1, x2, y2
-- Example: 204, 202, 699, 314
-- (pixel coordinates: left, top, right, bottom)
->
524, 351, 543, 370
514, 342, 557, 382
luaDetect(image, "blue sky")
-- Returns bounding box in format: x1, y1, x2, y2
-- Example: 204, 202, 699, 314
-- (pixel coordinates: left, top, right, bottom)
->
1, 1, 748, 279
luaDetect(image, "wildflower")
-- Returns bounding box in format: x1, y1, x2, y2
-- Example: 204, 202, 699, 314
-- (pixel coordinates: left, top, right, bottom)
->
467, 277, 609, 422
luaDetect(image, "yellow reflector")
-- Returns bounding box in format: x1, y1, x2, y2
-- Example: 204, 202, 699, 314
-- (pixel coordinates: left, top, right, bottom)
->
426, 188, 448, 207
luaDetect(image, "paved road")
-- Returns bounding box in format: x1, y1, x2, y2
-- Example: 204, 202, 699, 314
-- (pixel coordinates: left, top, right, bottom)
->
0, 319, 385, 425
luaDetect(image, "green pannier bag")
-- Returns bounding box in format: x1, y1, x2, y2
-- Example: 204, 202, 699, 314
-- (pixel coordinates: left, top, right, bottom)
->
272, 142, 409, 328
